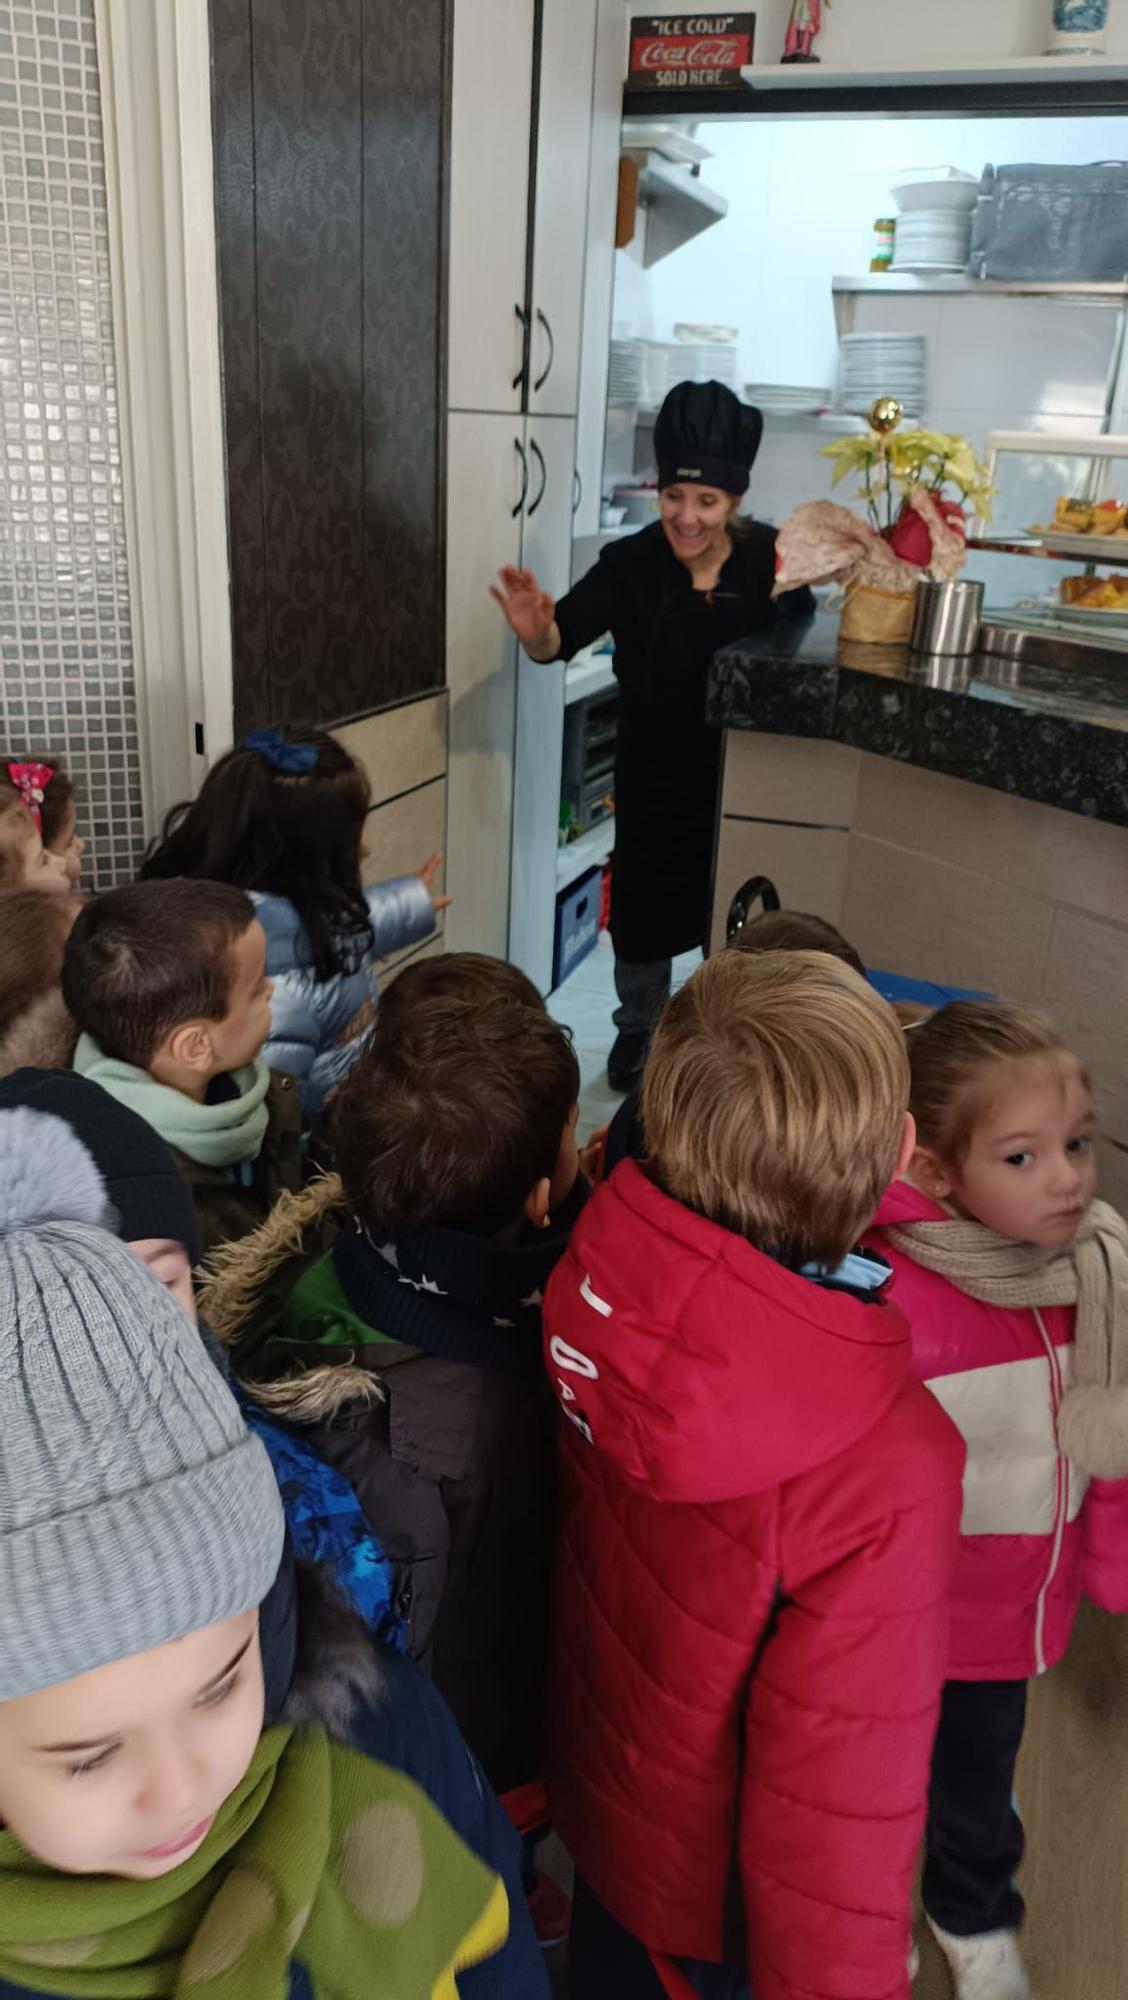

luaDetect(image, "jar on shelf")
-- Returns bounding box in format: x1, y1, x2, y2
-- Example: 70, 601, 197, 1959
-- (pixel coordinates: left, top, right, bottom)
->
870, 218, 896, 272
1046, 0, 1109, 55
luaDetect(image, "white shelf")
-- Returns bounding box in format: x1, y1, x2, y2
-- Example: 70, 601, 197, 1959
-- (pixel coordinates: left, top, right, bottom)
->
833, 274, 1128, 299
742, 56, 1128, 89
630, 150, 728, 269
557, 818, 615, 892
565, 646, 616, 706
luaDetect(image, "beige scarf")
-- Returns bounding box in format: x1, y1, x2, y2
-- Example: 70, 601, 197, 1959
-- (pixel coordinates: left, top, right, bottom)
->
885, 1196, 1128, 1478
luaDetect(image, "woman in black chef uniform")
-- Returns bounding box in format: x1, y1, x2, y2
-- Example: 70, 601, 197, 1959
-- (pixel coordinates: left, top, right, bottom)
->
492, 378, 812, 1090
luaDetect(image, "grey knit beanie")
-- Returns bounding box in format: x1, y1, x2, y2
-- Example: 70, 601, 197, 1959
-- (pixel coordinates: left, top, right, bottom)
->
0, 1109, 285, 1700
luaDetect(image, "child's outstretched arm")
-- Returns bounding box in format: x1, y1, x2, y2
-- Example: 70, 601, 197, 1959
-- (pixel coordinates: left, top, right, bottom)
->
365, 862, 442, 959
739, 1391, 964, 2000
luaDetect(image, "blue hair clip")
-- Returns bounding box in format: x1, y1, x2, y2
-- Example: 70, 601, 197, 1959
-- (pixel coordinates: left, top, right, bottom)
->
242, 728, 318, 775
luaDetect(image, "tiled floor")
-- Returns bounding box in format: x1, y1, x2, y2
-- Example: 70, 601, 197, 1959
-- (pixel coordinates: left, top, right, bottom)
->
547, 931, 702, 1141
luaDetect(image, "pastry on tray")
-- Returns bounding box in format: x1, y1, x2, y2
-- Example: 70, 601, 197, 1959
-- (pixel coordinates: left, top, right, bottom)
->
1060, 571, 1128, 608
1046, 497, 1128, 536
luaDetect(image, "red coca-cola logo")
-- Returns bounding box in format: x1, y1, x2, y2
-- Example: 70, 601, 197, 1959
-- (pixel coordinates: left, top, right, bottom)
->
635, 34, 742, 66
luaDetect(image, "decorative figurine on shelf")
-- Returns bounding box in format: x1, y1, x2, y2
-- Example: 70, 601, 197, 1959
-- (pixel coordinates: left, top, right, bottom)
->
782, 0, 826, 63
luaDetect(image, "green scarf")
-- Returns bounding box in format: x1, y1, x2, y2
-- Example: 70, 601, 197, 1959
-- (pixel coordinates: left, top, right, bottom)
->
73, 1036, 271, 1170
0, 1727, 508, 2000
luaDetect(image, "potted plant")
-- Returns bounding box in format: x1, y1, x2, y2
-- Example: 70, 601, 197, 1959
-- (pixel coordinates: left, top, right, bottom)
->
773, 403, 994, 643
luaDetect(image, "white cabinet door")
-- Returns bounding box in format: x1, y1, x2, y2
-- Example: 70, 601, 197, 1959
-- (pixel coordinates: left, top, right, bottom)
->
520, 414, 578, 595
527, 0, 598, 419
572, 0, 626, 534
509, 415, 576, 988
445, 413, 526, 957
448, 0, 535, 414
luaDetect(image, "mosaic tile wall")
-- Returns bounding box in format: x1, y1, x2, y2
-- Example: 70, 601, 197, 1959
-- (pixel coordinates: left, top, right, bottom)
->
0, 0, 143, 890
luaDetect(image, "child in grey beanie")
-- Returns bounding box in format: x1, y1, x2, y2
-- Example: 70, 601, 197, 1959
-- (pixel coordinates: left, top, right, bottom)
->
0, 1107, 523, 1996
0, 1105, 284, 1875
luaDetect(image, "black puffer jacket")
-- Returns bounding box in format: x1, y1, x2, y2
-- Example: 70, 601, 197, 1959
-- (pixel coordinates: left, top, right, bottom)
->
203, 1175, 586, 1795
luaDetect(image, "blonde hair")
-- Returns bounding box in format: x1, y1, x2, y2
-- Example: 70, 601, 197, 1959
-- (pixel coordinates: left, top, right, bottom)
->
642, 949, 909, 1267
908, 1001, 1088, 1167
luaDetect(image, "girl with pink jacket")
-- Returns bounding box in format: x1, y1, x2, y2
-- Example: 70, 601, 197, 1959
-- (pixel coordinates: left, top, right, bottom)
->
868, 1002, 1128, 2000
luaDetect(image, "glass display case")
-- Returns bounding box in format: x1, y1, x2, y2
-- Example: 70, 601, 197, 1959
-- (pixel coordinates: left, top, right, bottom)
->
971, 429, 1128, 646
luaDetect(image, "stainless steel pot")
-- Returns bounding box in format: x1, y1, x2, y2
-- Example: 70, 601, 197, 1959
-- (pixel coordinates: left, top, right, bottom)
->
910, 577, 984, 656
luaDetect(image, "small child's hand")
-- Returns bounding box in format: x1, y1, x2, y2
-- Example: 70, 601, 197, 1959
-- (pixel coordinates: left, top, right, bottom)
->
579, 1125, 609, 1184
415, 851, 452, 914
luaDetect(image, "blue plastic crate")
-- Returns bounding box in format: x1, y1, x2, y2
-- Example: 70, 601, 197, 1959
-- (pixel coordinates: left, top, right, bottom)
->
553, 865, 603, 990
868, 970, 992, 1007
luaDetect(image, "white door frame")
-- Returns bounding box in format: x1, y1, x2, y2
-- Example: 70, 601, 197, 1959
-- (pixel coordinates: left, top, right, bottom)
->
93, 0, 233, 836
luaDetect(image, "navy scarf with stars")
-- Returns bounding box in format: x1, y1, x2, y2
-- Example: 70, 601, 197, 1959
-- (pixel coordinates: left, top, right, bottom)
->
331, 1176, 588, 1377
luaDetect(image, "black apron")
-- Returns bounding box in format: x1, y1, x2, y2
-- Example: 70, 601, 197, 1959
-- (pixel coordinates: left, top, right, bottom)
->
555, 522, 802, 964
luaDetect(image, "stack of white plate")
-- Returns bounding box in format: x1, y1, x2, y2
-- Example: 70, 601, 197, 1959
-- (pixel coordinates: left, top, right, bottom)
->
838, 333, 927, 418
891, 209, 972, 274
670, 341, 738, 389
746, 383, 833, 418
608, 339, 645, 407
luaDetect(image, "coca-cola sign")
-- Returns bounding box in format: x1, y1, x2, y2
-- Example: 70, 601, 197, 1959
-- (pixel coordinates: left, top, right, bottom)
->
628, 13, 755, 89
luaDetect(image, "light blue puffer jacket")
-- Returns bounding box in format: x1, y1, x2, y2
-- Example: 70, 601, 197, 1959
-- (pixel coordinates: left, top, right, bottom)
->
253, 876, 435, 1120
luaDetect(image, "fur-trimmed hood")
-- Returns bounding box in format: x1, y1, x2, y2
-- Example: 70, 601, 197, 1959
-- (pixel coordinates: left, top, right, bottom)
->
200, 1172, 380, 1425
267, 1545, 384, 1739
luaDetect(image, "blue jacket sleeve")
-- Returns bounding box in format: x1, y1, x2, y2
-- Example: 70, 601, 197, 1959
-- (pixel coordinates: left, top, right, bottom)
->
352, 1648, 548, 1999
365, 874, 436, 959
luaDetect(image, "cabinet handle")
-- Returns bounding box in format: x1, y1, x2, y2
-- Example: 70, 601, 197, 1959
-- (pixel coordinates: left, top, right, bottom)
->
573, 466, 583, 515
512, 437, 529, 518
533, 308, 555, 392
512, 304, 531, 394
527, 437, 547, 516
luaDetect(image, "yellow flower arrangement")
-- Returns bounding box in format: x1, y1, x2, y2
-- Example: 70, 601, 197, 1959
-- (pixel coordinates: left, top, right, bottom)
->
821, 428, 995, 534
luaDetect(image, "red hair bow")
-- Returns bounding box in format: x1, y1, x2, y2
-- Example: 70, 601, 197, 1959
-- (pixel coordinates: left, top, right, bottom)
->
6, 760, 55, 832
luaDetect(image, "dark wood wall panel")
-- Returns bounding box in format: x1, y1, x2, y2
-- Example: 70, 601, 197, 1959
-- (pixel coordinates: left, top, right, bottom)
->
211, 0, 451, 735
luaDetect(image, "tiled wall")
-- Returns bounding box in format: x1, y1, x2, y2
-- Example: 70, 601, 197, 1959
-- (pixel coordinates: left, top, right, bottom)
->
0, 0, 142, 888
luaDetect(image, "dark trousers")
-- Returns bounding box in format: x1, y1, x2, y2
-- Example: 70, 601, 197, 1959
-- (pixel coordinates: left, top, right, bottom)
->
923, 1678, 1028, 1938
612, 957, 672, 1038
568, 1876, 750, 2000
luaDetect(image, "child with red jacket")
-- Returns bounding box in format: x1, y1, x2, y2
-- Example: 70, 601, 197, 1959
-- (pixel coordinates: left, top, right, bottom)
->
544, 949, 966, 2000
868, 1002, 1128, 2000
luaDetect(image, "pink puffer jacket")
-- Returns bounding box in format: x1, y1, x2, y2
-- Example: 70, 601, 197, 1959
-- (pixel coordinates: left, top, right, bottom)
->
868, 1179, 1128, 1679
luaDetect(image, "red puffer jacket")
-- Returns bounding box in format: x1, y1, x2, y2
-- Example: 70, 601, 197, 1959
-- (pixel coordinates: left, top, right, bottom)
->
544, 1163, 965, 2000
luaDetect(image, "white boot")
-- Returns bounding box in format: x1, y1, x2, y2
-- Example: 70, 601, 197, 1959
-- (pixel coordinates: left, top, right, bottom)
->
926, 1920, 1031, 2000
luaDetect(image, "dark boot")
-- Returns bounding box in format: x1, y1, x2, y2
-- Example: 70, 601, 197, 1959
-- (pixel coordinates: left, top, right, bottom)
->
607, 1029, 649, 1094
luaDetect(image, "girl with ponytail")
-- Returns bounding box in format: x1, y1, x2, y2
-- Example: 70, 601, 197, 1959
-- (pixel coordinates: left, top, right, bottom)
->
141, 727, 443, 1118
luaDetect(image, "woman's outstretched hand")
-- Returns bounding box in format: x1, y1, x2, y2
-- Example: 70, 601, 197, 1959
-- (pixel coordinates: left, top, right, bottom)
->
489, 565, 557, 651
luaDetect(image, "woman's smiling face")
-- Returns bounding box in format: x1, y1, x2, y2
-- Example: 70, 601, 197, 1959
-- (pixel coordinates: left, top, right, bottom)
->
659, 482, 739, 565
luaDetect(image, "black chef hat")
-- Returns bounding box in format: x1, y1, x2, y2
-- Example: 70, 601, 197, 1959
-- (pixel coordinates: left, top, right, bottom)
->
654, 379, 764, 496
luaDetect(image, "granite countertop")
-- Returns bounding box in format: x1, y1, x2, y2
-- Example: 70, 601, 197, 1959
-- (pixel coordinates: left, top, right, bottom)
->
708, 611, 1128, 828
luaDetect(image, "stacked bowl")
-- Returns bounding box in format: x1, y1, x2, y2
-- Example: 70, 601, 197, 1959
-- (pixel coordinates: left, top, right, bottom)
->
890, 167, 979, 275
